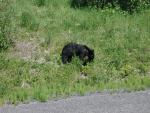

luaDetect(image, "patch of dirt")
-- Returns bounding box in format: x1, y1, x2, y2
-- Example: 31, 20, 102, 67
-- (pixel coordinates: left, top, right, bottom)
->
8, 39, 47, 63
15, 41, 38, 60
8, 39, 61, 65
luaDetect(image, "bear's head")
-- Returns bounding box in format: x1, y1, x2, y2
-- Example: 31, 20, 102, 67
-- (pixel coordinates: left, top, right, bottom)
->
87, 49, 94, 62
83, 45, 94, 63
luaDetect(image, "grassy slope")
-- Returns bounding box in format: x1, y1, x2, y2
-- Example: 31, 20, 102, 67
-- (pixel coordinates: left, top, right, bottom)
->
0, 0, 150, 104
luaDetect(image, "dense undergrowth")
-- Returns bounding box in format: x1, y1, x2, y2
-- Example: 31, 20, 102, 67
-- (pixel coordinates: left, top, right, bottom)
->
0, 0, 150, 105
0, 0, 13, 51
71, 0, 150, 13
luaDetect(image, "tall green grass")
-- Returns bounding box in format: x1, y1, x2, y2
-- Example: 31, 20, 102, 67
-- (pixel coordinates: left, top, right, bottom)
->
20, 11, 39, 31
0, 0, 13, 51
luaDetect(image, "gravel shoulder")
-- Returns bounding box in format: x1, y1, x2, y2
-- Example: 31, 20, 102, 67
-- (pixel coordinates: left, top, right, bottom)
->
1, 90, 150, 113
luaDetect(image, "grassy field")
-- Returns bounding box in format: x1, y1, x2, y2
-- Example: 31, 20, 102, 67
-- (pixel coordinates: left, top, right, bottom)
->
0, 0, 150, 105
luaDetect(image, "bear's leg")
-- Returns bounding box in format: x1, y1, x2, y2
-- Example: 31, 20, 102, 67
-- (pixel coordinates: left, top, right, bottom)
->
79, 53, 88, 66
62, 55, 72, 64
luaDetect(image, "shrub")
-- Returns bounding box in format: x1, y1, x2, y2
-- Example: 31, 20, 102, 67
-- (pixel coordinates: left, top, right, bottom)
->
71, 0, 150, 13
0, 0, 13, 51
118, 0, 143, 13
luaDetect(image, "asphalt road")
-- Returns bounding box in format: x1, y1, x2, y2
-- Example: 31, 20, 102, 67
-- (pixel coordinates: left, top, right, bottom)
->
1, 90, 150, 113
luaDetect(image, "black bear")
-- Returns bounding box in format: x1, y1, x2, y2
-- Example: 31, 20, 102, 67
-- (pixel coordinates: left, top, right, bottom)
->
61, 43, 94, 66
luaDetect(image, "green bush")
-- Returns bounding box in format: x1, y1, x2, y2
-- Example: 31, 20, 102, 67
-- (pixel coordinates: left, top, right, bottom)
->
0, 0, 13, 51
71, 0, 150, 13
118, 0, 150, 13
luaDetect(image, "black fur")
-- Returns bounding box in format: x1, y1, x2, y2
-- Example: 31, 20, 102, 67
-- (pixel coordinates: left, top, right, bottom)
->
61, 43, 94, 65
